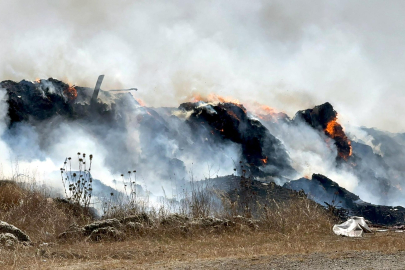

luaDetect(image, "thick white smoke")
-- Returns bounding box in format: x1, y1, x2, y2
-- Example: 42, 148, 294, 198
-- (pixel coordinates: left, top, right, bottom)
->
0, 81, 242, 200
262, 118, 359, 192
1, 1, 405, 209
0, 0, 404, 132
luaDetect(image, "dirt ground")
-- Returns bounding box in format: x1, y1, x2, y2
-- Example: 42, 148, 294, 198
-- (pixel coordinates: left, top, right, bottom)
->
2, 231, 405, 269
43, 251, 405, 270
157, 251, 405, 270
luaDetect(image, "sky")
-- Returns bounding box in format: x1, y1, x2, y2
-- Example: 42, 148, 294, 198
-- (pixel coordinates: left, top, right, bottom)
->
1, 0, 405, 132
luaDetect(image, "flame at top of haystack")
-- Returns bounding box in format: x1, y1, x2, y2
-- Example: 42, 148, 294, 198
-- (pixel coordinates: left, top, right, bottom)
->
294, 102, 352, 161
190, 93, 247, 113
179, 100, 296, 177
63, 84, 78, 102
324, 115, 352, 160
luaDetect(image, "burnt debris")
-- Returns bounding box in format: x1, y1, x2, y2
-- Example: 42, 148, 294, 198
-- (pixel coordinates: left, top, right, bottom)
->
2, 77, 405, 225
2, 78, 117, 127
284, 174, 405, 225
179, 101, 296, 178
90, 75, 105, 107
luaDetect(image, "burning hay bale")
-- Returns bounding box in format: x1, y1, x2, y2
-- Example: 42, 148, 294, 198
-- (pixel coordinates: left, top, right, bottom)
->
179, 101, 295, 177
3, 76, 405, 231
2, 78, 119, 128
294, 102, 352, 161
2, 79, 75, 125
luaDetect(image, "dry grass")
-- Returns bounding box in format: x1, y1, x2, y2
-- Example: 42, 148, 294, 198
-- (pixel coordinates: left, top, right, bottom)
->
0, 180, 93, 243
1, 230, 405, 269
1, 179, 401, 269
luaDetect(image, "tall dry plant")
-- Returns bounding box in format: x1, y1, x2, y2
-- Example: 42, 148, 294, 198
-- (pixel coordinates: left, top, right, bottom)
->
60, 152, 93, 208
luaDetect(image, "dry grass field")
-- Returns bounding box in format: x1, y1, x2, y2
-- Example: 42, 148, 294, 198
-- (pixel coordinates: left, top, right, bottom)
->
2, 230, 405, 269
1, 180, 405, 269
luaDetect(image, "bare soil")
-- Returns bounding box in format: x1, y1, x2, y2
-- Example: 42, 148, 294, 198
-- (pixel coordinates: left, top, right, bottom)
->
157, 251, 405, 270
32, 250, 405, 269
2, 231, 405, 270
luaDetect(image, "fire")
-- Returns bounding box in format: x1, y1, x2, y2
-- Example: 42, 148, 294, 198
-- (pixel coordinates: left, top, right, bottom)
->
227, 110, 240, 122
190, 93, 248, 114
63, 84, 77, 102
242, 101, 283, 122
260, 105, 277, 115
325, 119, 339, 138
191, 93, 241, 105
324, 116, 352, 160
136, 98, 146, 107
255, 105, 279, 121
34, 78, 41, 83
261, 156, 268, 164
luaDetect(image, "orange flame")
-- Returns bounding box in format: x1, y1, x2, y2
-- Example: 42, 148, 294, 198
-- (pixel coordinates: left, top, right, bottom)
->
63, 84, 77, 102
260, 105, 277, 115
227, 110, 241, 122
325, 119, 339, 138
136, 98, 146, 107
261, 156, 268, 164
191, 93, 241, 105
324, 116, 352, 159
191, 93, 248, 115
254, 105, 279, 121
242, 101, 284, 122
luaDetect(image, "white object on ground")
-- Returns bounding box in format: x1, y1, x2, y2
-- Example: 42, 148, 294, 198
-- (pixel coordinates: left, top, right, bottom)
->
333, 216, 372, 237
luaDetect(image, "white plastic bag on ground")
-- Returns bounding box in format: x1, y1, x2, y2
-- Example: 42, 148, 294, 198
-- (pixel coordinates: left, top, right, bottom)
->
333, 216, 372, 237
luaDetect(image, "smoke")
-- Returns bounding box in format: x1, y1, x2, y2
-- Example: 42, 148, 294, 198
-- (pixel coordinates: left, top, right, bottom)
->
0, 0, 404, 132
1, 77, 404, 208
1, 1, 405, 209
262, 118, 360, 192
0, 79, 242, 200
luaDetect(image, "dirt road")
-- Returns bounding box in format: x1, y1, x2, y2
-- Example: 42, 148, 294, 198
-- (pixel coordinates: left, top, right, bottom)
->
152, 251, 405, 270
51, 251, 405, 270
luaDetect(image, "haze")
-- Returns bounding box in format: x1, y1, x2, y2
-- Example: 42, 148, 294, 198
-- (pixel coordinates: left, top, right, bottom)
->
0, 0, 404, 132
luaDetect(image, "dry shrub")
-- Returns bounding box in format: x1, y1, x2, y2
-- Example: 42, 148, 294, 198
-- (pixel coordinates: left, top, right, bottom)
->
0, 180, 94, 243
0, 181, 27, 211
0, 178, 340, 269
261, 194, 334, 235
0, 175, 334, 245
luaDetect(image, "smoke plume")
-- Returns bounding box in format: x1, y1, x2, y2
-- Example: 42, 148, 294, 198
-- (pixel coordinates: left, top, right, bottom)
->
1, 0, 405, 131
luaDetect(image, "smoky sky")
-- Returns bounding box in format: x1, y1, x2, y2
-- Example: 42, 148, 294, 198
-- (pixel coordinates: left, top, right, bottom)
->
1, 0, 405, 132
